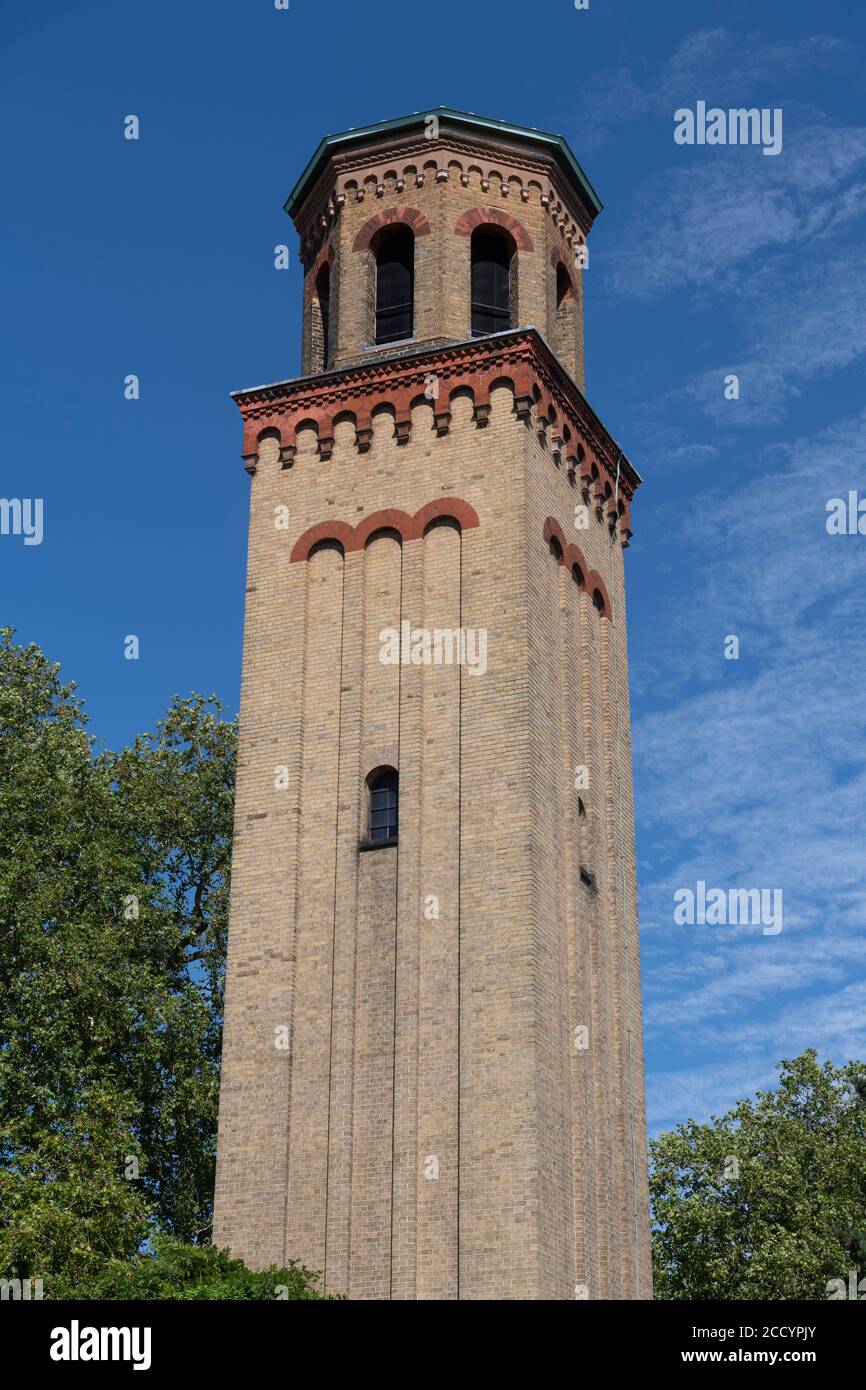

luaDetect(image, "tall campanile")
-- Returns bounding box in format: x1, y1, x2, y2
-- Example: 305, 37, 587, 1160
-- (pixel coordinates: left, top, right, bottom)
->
214, 108, 652, 1301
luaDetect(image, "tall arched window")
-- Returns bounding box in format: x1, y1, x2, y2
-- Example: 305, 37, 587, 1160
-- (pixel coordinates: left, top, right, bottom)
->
314, 261, 331, 368
471, 227, 514, 335
368, 767, 399, 843
556, 261, 571, 308
375, 227, 414, 344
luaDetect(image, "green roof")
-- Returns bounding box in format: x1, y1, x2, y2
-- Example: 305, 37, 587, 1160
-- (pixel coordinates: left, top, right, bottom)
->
283, 106, 602, 220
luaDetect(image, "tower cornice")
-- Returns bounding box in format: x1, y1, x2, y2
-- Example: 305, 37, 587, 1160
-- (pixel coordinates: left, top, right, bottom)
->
288, 111, 600, 269
286, 107, 602, 220
233, 328, 639, 542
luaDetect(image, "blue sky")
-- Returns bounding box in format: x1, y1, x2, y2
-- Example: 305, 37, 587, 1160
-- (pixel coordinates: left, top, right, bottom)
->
3, 0, 865, 1135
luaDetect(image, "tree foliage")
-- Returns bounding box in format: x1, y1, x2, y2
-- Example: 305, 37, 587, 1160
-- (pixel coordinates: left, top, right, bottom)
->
5, 630, 865, 1303
0, 629, 236, 1286
52, 1237, 337, 1301
651, 1050, 866, 1299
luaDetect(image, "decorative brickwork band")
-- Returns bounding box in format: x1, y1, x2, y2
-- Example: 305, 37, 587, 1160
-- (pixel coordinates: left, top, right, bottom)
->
351, 206, 431, 252
543, 516, 611, 618
290, 497, 479, 562
233, 329, 637, 547
454, 206, 534, 251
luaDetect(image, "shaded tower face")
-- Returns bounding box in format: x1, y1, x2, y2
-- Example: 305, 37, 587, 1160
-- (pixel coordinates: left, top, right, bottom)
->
214, 108, 651, 1301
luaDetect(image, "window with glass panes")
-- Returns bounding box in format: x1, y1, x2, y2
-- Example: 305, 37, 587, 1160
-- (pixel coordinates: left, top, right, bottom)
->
368, 768, 398, 842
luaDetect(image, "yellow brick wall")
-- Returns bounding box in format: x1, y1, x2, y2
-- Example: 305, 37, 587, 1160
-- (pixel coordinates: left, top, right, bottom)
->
214, 372, 651, 1298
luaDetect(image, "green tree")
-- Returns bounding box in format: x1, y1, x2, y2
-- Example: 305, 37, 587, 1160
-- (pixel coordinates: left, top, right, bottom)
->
52, 1237, 337, 1301
650, 1050, 866, 1299
0, 629, 236, 1286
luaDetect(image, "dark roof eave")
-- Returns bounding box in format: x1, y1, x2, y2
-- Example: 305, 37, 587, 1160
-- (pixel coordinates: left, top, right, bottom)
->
283, 107, 602, 222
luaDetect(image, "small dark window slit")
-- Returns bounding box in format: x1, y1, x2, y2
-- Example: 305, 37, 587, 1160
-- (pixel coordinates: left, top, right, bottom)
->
366, 767, 399, 845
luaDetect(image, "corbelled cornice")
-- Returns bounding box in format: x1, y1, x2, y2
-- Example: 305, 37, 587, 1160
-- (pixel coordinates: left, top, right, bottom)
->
292, 124, 597, 268
232, 328, 639, 545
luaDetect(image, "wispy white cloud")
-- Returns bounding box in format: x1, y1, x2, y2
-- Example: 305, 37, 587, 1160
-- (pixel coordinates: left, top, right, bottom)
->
647, 1053, 780, 1133
605, 115, 866, 302
573, 28, 853, 155
637, 409, 866, 1128
581, 24, 866, 1134
683, 241, 866, 424
647, 983, 866, 1131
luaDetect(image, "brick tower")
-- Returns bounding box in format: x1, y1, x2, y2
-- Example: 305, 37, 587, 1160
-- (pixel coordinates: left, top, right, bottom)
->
213, 108, 652, 1301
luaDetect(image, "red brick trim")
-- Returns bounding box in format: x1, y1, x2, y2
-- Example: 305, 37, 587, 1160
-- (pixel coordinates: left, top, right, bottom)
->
290, 497, 480, 563
351, 206, 431, 253
290, 519, 356, 560
412, 496, 479, 536
305, 243, 335, 300
551, 246, 575, 300
353, 508, 414, 549
543, 517, 610, 618
454, 207, 534, 252
234, 329, 638, 543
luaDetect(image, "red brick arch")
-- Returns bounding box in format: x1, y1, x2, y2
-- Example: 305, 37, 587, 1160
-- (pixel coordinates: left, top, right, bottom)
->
290, 497, 480, 563
412, 497, 479, 536
551, 246, 575, 300
352, 206, 431, 253
353, 509, 415, 549
543, 517, 610, 619
454, 207, 534, 252
305, 242, 335, 300
291, 519, 356, 560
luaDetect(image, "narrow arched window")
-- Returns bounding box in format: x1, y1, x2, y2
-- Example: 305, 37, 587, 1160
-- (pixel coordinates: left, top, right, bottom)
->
368, 767, 399, 843
556, 261, 571, 307
471, 227, 514, 335
375, 227, 414, 344
314, 261, 331, 367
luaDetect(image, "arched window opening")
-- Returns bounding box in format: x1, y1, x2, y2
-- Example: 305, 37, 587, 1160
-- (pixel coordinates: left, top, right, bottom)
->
314, 261, 331, 368
308, 537, 344, 562
553, 261, 577, 375
548, 535, 563, 562
571, 563, 584, 587
592, 588, 606, 616
423, 515, 461, 538
556, 261, 572, 307
375, 227, 414, 344
368, 767, 399, 844
471, 227, 514, 336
